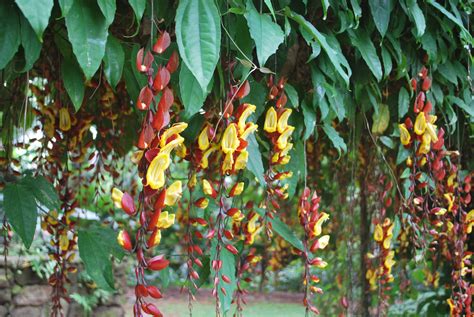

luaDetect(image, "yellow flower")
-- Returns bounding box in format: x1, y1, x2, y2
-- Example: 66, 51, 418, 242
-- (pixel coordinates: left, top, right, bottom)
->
374, 224, 383, 242
446, 298, 455, 316
247, 213, 260, 233
60, 234, 69, 251
398, 123, 411, 145
151, 229, 162, 246
444, 193, 454, 211
202, 179, 214, 196
111, 188, 124, 209
159, 122, 188, 147
414, 112, 426, 135
276, 126, 295, 150
466, 210, 474, 234
240, 122, 258, 140
165, 181, 182, 206
131, 150, 144, 164
264, 107, 277, 133
198, 126, 210, 151
425, 123, 438, 142
247, 226, 262, 245
222, 152, 234, 173
200, 146, 217, 169
313, 212, 329, 236
234, 150, 248, 170
231, 209, 245, 222
317, 235, 330, 249
147, 153, 170, 189
59, 108, 71, 131
383, 235, 392, 249
157, 211, 175, 229
160, 135, 184, 154
447, 173, 456, 188
230, 182, 244, 196
221, 124, 240, 154
238, 104, 256, 133
277, 108, 292, 133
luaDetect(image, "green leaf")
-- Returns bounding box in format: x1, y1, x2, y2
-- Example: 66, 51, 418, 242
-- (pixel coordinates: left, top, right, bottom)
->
246, 134, 266, 186
321, 0, 330, 20
349, 28, 382, 81
428, 1, 471, 42
78, 226, 123, 291
65, 0, 110, 79
20, 14, 42, 71
58, 0, 74, 17
175, 0, 221, 91
301, 101, 316, 140
245, 0, 284, 67
381, 45, 392, 79
322, 123, 347, 155
406, 0, 425, 37
398, 87, 409, 119
255, 208, 304, 251
15, 0, 53, 40
371, 104, 390, 134
286, 10, 351, 86
103, 35, 124, 88
0, 2, 21, 70
180, 63, 208, 119
62, 58, 85, 111
21, 175, 60, 211
285, 84, 299, 108
369, 0, 392, 37
284, 141, 304, 199
380, 136, 395, 149
210, 239, 236, 313
97, 0, 116, 25
128, 0, 146, 23
4, 183, 38, 249
264, 0, 276, 21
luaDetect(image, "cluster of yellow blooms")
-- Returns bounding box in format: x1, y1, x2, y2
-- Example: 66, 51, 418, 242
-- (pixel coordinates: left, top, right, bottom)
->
399, 111, 439, 156
264, 106, 294, 165
366, 218, 396, 291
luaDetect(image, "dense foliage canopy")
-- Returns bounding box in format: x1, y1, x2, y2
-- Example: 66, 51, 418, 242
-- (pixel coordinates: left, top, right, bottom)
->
0, 0, 473, 316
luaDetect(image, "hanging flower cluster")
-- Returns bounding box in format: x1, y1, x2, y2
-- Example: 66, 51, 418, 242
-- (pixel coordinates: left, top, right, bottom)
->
262, 76, 294, 236
398, 67, 472, 316
366, 218, 395, 291
111, 30, 187, 317
297, 188, 330, 315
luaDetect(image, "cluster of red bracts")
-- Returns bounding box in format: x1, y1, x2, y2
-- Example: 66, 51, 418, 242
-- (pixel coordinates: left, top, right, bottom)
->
297, 188, 330, 315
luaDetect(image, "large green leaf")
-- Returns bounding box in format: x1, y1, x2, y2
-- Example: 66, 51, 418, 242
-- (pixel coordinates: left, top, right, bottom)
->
78, 226, 124, 291
301, 101, 316, 140
103, 35, 124, 88
349, 28, 382, 81
286, 10, 351, 86
398, 87, 409, 119
407, 0, 425, 38
128, 0, 146, 23
244, 0, 284, 67
65, 0, 110, 79
246, 134, 266, 186
62, 58, 85, 111
20, 14, 42, 72
21, 175, 60, 211
210, 239, 236, 313
0, 2, 21, 70
322, 123, 347, 155
371, 104, 390, 134
58, 0, 74, 16
369, 0, 392, 37
255, 208, 304, 251
4, 183, 38, 249
97, 0, 116, 25
15, 0, 53, 40
180, 63, 208, 119
175, 0, 221, 91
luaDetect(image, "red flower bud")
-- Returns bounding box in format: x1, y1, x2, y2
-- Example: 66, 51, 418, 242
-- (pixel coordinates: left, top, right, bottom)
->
135, 284, 149, 297
166, 51, 179, 74
136, 48, 154, 73
225, 244, 238, 255
153, 31, 171, 54
137, 87, 153, 111
121, 192, 136, 216
152, 67, 170, 92
422, 77, 431, 91
147, 255, 169, 271
147, 285, 163, 299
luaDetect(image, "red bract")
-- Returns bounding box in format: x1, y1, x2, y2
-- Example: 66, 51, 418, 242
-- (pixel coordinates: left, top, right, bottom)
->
276, 92, 287, 108
136, 48, 154, 73
225, 244, 238, 255
148, 255, 170, 271
153, 31, 171, 54
135, 284, 149, 297
166, 51, 179, 73
414, 92, 425, 113
152, 67, 171, 92
422, 77, 431, 91
137, 87, 153, 110
158, 87, 174, 112
235, 80, 250, 99
121, 192, 136, 216
147, 285, 163, 299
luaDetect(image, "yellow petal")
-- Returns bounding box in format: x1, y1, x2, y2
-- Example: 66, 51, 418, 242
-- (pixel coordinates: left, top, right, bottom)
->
414, 112, 426, 135
111, 188, 124, 209
374, 224, 383, 242
264, 107, 277, 133
160, 122, 188, 147
398, 124, 411, 145
147, 153, 170, 190
277, 108, 292, 133
234, 150, 248, 170
238, 104, 256, 133
198, 126, 210, 151
313, 212, 329, 236
165, 181, 182, 206
276, 126, 295, 150
240, 122, 258, 140
157, 211, 175, 229
317, 235, 330, 249
221, 124, 240, 154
